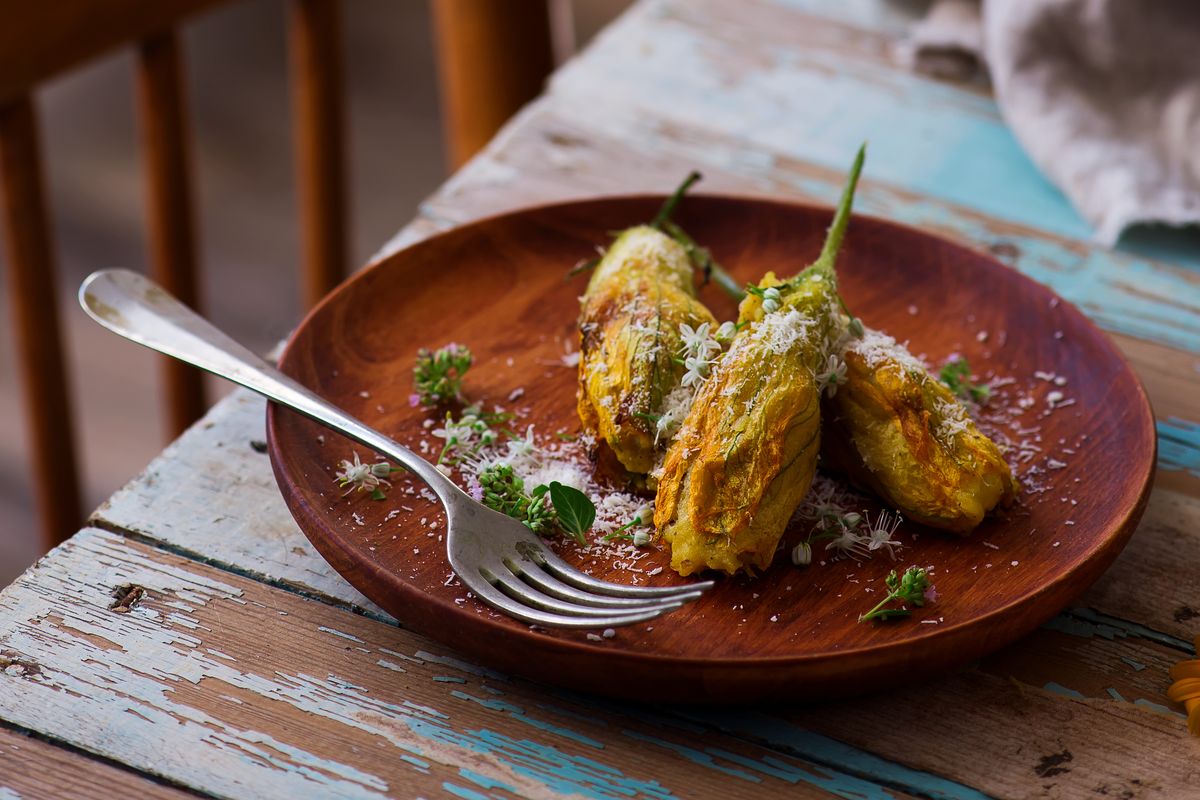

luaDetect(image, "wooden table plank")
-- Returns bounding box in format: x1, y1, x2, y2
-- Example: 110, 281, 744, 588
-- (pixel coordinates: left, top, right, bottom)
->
553, 0, 1200, 271
419, 96, 1200, 358
3, 528, 1197, 799
95, 391, 392, 622
0, 725, 197, 800
0, 528, 919, 800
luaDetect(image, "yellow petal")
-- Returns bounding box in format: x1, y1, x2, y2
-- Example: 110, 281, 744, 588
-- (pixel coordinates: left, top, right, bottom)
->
1169, 659, 1200, 681
1166, 677, 1200, 703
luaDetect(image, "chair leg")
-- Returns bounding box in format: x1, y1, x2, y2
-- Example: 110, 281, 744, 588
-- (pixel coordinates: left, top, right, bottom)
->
431, 0, 555, 170
137, 30, 207, 439
0, 96, 83, 550
290, 0, 348, 310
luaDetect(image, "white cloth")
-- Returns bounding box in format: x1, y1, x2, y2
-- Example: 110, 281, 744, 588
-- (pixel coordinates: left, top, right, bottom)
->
908, 0, 1200, 245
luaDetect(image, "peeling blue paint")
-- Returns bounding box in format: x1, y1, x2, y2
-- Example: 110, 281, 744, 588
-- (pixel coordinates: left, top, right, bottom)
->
401, 715, 676, 799
1043, 682, 1086, 699
1158, 418, 1200, 479
684, 711, 996, 800
1106, 687, 1126, 701
1045, 608, 1194, 653
1120, 657, 1148, 672
459, 767, 518, 794
547, 6, 1200, 353
399, 754, 430, 771
556, 5, 1200, 272
442, 782, 490, 800
433, 676, 467, 684
1134, 698, 1188, 719
451, 691, 605, 749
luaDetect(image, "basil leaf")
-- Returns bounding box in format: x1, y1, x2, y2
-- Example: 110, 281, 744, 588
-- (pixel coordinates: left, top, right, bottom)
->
548, 482, 595, 545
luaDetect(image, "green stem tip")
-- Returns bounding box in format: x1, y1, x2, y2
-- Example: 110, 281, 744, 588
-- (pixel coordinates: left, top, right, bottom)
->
815, 143, 867, 271
651, 170, 703, 230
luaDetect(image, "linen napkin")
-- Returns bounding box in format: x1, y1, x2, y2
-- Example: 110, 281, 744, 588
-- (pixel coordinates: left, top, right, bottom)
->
907, 0, 1200, 245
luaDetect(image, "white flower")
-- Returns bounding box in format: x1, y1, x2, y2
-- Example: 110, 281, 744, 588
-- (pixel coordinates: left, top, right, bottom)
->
715, 321, 738, 344
791, 541, 812, 566
334, 452, 395, 496
816, 354, 848, 397
654, 410, 682, 444
762, 287, 782, 313
678, 322, 710, 354
865, 511, 903, 560
681, 355, 711, 388
678, 321, 721, 361
632, 531, 653, 547
848, 317, 865, 338
506, 425, 536, 458
825, 524, 870, 561
432, 410, 496, 463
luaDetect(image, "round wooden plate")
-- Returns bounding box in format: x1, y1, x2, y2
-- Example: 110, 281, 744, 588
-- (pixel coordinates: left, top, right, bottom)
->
267, 196, 1156, 704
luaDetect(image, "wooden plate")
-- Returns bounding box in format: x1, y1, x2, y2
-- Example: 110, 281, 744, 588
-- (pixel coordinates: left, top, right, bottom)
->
267, 196, 1155, 703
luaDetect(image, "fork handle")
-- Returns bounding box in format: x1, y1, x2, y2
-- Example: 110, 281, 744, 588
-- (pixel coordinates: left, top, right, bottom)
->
78, 269, 461, 501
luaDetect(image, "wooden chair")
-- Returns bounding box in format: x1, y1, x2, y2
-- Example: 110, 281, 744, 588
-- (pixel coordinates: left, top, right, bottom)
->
0, 0, 554, 551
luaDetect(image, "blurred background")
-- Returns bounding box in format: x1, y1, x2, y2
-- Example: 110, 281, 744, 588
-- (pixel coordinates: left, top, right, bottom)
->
0, 0, 630, 584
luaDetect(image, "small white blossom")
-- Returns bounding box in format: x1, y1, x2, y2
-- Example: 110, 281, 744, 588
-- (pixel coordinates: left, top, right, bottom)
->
816, 354, 848, 397
506, 425, 536, 458
791, 541, 812, 566
681, 355, 712, 388
678, 321, 710, 354
678, 321, 721, 361
865, 511, 903, 560
432, 409, 499, 464
334, 452, 397, 496
848, 317, 865, 338
825, 524, 870, 561
632, 531, 653, 547
715, 321, 738, 344
761, 287, 782, 314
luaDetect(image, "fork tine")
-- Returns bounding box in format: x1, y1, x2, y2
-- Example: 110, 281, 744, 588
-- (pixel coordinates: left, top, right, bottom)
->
529, 544, 716, 598
504, 557, 704, 609
464, 572, 683, 629
483, 567, 687, 618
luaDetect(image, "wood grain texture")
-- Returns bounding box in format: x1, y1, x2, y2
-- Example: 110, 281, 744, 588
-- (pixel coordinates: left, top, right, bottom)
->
551, 0, 1200, 271
289, 0, 348, 310
3, 528, 1199, 799
136, 30, 207, 438
0, 725, 196, 800
266, 195, 1155, 702
0, 528, 911, 800
420, 96, 1200, 355
0, 96, 83, 549
431, 0, 555, 168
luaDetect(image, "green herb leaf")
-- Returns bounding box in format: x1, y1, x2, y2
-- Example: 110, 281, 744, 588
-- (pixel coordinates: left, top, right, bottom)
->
938, 357, 990, 404
859, 566, 935, 623
548, 482, 595, 546
413, 343, 473, 406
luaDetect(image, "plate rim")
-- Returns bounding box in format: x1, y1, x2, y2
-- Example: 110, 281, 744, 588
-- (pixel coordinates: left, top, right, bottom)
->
266, 192, 1158, 676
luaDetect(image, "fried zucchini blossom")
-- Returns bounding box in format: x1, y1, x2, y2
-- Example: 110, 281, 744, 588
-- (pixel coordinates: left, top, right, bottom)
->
654, 147, 866, 576
820, 328, 1019, 533
576, 175, 720, 477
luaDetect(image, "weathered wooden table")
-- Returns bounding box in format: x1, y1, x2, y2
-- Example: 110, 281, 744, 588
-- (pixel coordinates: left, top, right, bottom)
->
3, 1, 1199, 797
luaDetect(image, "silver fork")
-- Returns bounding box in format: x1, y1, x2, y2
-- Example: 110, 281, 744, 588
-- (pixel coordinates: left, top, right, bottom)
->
79, 269, 712, 628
